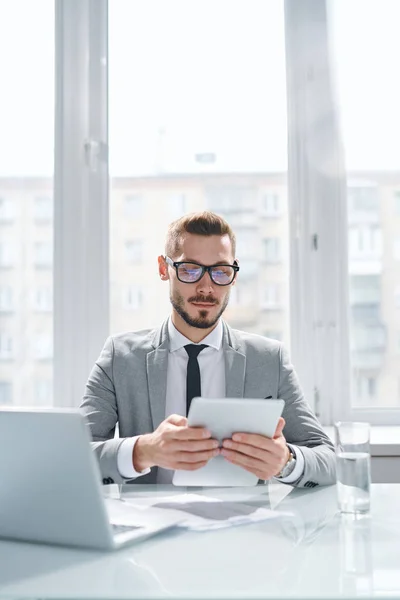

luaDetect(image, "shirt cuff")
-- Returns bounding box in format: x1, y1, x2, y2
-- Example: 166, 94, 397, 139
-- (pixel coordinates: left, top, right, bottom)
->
275, 444, 305, 484
117, 437, 151, 479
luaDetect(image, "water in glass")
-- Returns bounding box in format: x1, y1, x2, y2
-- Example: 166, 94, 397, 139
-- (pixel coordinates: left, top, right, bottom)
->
337, 452, 371, 513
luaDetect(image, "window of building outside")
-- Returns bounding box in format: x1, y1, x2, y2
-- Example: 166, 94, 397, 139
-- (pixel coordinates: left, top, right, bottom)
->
0, 285, 14, 312
33, 334, 53, 361
123, 285, 142, 310
0, 334, 13, 360
34, 195, 53, 223
168, 194, 186, 219
261, 193, 281, 217
124, 194, 144, 218
34, 379, 52, 406
0, 1, 54, 405
393, 237, 400, 261
125, 240, 143, 263
0, 242, 16, 268
0, 381, 12, 405
34, 242, 53, 268
395, 191, 400, 215
33, 287, 53, 312
109, 1, 290, 345
263, 238, 281, 263
0, 197, 16, 222
261, 284, 281, 310
332, 0, 400, 408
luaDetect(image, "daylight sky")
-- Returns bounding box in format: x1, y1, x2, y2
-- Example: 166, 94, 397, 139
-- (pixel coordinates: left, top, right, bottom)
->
0, 0, 399, 176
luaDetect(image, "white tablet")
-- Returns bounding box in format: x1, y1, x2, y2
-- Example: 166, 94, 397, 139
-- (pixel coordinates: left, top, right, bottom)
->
172, 397, 284, 487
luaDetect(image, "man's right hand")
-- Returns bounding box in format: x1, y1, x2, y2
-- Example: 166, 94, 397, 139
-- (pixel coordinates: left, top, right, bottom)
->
133, 414, 220, 472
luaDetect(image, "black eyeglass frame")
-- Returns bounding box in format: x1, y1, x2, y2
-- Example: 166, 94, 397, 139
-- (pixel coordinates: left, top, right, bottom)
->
165, 256, 239, 286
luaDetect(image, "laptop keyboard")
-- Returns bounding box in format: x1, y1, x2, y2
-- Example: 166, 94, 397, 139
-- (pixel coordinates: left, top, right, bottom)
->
111, 523, 143, 535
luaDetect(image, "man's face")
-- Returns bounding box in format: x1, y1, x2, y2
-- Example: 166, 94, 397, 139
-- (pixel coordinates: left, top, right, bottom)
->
159, 233, 237, 330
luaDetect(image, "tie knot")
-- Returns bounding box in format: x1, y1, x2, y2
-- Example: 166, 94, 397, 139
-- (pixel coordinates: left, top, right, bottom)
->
184, 344, 208, 359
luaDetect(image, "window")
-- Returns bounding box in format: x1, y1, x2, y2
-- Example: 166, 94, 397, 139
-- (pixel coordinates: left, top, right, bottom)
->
34, 242, 53, 268
34, 380, 52, 406
0, 334, 13, 360
0, 242, 15, 268
124, 194, 143, 218
348, 226, 382, 259
33, 334, 53, 360
32, 287, 53, 312
349, 275, 380, 306
123, 285, 142, 310
354, 375, 377, 406
348, 186, 379, 213
0, 286, 14, 312
109, 1, 289, 336
236, 229, 257, 259
261, 193, 281, 217
395, 191, 400, 215
206, 187, 257, 214
261, 284, 281, 309
0, 1, 54, 406
0, 197, 16, 222
0, 381, 12, 405
34, 196, 53, 222
263, 238, 281, 262
393, 237, 400, 261
125, 240, 143, 263
333, 0, 400, 414
168, 194, 186, 219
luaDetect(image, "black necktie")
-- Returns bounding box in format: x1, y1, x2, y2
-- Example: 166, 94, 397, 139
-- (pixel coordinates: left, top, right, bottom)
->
184, 344, 208, 415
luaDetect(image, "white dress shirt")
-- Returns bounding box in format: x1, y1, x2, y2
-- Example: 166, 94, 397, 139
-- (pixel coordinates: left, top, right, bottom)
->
117, 318, 304, 484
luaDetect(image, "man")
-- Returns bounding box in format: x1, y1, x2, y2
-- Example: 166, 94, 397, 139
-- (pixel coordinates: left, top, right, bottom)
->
81, 211, 335, 487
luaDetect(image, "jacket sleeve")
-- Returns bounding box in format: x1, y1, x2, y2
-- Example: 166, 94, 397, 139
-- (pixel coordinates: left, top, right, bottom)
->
278, 344, 336, 487
80, 337, 134, 484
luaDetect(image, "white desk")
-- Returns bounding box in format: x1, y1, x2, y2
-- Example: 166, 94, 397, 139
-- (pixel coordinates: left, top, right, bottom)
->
1, 483, 400, 599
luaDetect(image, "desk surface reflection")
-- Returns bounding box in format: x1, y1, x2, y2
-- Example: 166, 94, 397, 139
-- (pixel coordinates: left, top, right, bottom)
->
0, 483, 400, 599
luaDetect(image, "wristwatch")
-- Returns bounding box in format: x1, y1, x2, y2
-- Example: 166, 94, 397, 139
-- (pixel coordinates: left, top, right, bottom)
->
277, 446, 296, 479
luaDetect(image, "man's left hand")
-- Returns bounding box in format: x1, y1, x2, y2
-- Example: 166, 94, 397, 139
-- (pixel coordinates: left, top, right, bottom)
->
220, 417, 290, 480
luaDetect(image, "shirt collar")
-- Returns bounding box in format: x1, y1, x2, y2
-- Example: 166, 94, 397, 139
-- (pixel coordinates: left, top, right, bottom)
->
168, 317, 223, 352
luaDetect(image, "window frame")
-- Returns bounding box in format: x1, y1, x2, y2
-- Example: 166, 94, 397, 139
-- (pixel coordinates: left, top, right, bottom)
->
50, 0, 399, 424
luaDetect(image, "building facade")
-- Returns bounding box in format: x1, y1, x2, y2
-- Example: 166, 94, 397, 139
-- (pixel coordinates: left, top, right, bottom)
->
0, 172, 399, 408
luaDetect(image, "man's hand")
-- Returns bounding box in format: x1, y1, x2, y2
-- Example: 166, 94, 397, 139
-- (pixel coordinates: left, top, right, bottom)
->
133, 414, 220, 472
220, 417, 290, 480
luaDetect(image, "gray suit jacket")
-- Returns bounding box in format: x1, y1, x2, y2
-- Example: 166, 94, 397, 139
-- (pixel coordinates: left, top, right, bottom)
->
80, 319, 336, 487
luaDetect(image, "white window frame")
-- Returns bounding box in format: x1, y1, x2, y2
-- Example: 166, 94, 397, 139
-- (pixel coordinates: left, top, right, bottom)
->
285, 0, 350, 423
54, 0, 108, 407
50, 0, 398, 424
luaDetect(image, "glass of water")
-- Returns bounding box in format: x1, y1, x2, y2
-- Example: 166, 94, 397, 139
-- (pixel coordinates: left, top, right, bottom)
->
334, 422, 371, 514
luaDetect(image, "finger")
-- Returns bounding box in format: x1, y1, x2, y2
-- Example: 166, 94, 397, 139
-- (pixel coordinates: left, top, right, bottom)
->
274, 417, 286, 438
177, 439, 220, 452
231, 432, 277, 451
174, 448, 220, 464
172, 426, 212, 441
222, 439, 273, 462
220, 448, 267, 472
166, 414, 188, 427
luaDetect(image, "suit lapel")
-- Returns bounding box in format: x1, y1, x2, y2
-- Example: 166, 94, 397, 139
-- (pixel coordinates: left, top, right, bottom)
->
223, 322, 246, 398
146, 321, 169, 430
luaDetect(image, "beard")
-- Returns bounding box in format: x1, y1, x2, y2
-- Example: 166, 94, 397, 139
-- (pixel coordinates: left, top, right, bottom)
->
170, 289, 230, 329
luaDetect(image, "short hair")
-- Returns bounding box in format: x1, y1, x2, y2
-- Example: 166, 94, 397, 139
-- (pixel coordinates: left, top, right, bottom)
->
165, 211, 236, 259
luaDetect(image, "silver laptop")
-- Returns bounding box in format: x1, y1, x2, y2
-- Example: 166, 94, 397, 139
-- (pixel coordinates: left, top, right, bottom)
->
0, 408, 179, 551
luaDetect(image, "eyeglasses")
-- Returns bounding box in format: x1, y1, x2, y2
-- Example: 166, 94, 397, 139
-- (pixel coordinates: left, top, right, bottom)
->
165, 256, 239, 286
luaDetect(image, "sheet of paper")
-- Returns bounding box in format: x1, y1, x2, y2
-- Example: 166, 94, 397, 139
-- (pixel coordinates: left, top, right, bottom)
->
105, 498, 183, 529
119, 494, 293, 531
